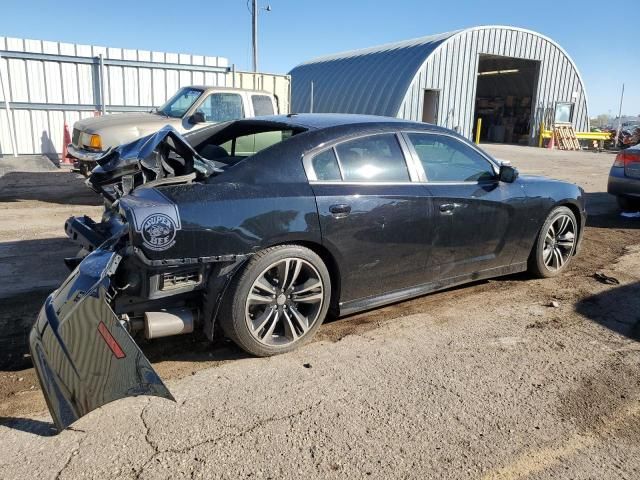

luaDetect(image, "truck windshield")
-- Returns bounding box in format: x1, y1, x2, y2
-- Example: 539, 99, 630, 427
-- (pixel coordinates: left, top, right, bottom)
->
157, 87, 204, 118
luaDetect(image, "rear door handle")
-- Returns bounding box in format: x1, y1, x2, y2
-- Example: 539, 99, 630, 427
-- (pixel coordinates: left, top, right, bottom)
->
439, 203, 460, 213
329, 204, 351, 217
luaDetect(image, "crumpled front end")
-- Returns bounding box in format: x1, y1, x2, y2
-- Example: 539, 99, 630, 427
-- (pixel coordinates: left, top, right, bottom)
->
29, 248, 174, 432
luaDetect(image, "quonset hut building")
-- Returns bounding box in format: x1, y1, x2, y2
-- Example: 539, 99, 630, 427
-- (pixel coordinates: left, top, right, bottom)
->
289, 26, 589, 145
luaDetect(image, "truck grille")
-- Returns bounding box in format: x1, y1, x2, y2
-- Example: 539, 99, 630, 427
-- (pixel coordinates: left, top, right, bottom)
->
160, 269, 202, 291
72, 128, 81, 147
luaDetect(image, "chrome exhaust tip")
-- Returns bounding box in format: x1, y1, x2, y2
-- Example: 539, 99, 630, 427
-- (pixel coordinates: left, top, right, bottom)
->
144, 308, 195, 339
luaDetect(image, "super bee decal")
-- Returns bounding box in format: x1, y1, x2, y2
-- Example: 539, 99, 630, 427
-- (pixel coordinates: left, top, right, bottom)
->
140, 213, 177, 251
124, 189, 182, 252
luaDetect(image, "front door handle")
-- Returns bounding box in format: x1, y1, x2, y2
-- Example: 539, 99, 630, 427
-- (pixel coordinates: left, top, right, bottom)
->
329, 204, 351, 217
439, 203, 460, 213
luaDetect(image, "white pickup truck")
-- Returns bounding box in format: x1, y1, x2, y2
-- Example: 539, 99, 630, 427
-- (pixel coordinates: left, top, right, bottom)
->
68, 86, 281, 173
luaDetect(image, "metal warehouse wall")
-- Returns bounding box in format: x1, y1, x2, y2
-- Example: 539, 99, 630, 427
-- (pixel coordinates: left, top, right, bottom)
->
0, 36, 229, 157
398, 26, 589, 141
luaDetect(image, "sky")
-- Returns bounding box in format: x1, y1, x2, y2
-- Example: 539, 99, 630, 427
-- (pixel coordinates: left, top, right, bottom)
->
0, 0, 637, 117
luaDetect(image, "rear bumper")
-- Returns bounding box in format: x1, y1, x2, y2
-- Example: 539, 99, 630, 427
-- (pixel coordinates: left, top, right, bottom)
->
608, 166, 640, 197
29, 248, 173, 432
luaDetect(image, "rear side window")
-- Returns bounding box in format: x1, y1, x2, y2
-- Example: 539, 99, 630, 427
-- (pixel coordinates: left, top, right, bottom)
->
198, 93, 244, 122
335, 134, 409, 182
251, 95, 275, 116
407, 133, 495, 182
311, 149, 341, 181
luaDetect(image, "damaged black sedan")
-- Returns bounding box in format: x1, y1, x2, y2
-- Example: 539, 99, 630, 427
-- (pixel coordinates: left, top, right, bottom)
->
30, 114, 586, 431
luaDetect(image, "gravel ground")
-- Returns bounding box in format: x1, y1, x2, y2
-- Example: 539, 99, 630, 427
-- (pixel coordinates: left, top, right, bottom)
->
0, 145, 639, 479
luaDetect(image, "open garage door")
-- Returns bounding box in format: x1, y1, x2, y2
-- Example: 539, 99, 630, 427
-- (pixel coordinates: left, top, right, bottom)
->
473, 55, 540, 144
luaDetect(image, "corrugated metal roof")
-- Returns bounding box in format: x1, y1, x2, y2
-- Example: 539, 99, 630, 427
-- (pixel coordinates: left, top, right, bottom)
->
289, 26, 589, 143
289, 30, 459, 116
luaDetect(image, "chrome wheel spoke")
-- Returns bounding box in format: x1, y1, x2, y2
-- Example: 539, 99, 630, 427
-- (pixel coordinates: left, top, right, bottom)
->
282, 311, 299, 341
292, 290, 323, 304
247, 291, 273, 305
285, 259, 303, 291
252, 307, 275, 333
254, 277, 277, 294
554, 247, 564, 268
260, 311, 280, 342
289, 304, 309, 333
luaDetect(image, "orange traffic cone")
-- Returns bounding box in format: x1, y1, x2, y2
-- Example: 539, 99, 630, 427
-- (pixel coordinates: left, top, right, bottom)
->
61, 123, 74, 165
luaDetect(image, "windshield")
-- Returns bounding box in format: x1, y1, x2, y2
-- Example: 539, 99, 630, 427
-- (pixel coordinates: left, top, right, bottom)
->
157, 87, 204, 118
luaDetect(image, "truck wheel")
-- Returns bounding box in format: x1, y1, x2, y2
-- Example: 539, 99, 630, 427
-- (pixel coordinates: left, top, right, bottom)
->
219, 245, 331, 357
528, 206, 578, 278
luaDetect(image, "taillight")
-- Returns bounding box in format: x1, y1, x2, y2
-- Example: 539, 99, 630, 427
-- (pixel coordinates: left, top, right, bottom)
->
614, 151, 640, 167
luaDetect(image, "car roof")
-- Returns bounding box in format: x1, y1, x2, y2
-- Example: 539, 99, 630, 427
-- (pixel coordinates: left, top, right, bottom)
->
243, 113, 448, 132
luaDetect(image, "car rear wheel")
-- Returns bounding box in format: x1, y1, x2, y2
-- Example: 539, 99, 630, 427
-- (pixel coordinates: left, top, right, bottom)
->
219, 245, 331, 357
528, 206, 578, 278
617, 195, 640, 211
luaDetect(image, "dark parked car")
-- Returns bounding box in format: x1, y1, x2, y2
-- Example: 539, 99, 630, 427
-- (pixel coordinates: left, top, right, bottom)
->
30, 114, 586, 431
608, 144, 640, 210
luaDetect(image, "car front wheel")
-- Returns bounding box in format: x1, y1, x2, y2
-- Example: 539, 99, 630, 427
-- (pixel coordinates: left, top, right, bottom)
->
528, 206, 578, 278
219, 245, 331, 357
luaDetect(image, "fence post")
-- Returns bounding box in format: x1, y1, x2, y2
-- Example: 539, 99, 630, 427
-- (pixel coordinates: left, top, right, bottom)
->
0, 53, 18, 157
98, 54, 106, 115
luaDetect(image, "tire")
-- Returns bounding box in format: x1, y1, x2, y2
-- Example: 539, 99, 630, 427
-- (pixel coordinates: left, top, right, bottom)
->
79, 162, 89, 177
528, 206, 578, 278
617, 195, 640, 212
218, 245, 331, 357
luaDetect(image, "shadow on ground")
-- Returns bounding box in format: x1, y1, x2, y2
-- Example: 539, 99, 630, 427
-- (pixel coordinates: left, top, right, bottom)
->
0, 416, 58, 436
0, 171, 99, 206
576, 281, 640, 341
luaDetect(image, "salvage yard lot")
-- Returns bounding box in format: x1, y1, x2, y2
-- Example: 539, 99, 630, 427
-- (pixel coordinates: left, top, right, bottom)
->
1, 145, 639, 479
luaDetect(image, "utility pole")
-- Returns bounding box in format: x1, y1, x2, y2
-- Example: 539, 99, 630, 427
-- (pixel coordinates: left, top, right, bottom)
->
252, 0, 258, 72
251, 1, 271, 72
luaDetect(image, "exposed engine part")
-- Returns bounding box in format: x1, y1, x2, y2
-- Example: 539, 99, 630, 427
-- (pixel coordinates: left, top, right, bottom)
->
144, 308, 195, 339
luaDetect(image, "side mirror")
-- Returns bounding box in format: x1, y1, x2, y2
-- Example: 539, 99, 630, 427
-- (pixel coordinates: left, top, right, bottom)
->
188, 111, 206, 124
499, 163, 519, 183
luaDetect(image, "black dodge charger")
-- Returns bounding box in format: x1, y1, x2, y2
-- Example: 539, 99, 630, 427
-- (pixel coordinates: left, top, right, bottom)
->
30, 114, 586, 430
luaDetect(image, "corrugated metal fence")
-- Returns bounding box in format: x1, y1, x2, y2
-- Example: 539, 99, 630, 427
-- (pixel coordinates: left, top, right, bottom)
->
0, 36, 230, 157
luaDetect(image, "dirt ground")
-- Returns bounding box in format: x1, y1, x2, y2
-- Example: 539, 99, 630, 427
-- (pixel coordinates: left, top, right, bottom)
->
0, 146, 639, 479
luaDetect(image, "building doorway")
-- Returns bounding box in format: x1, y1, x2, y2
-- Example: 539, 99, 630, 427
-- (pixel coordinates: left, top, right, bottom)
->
422, 89, 439, 124
473, 54, 540, 144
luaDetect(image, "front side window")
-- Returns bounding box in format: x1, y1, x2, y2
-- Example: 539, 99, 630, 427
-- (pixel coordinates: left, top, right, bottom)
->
157, 87, 203, 118
251, 95, 275, 116
407, 133, 495, 182
198, 93, 245, 122
335, 134, 410, 182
